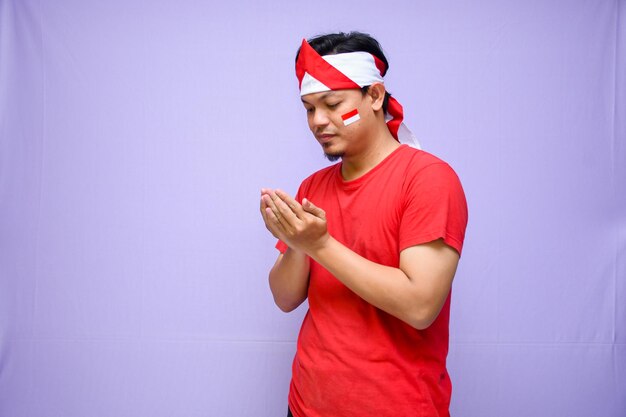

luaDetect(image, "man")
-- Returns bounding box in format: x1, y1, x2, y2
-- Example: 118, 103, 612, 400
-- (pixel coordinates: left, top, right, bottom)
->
260, 32, 468, 417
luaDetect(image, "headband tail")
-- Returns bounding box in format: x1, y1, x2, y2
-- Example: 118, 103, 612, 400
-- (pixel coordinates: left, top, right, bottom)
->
386, 96, 403, 140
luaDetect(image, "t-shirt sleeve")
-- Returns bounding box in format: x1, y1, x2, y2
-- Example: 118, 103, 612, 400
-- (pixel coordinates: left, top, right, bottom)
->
399, 162, 468, 256
276, 237, 288, 254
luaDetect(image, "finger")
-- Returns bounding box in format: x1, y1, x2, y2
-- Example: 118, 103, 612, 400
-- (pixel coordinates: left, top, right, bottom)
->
272, 192, 300, 229
264, 192, 297, 233
260, 192, 269, 214
264, 213, 286, 240
302, 198, 326, 220
260, 188, 274, 209
260, 196, 276, 228
263, 191, 280, 212
265, 206, 286, 234
274, 189, 305, 219
262, 194, 283, 225
266, 190, 296, 225
260, 196, 274, 225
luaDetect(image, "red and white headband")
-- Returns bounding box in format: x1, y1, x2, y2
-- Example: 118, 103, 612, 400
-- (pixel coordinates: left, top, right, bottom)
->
295, 39, 420, 149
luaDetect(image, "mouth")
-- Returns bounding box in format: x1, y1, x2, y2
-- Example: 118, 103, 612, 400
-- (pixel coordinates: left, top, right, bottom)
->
317, 134, 335, 144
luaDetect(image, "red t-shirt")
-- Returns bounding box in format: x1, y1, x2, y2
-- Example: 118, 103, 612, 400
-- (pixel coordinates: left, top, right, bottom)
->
276, 145, 468, 417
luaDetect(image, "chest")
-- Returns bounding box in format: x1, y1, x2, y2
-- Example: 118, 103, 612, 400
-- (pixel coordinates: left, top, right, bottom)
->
310, 177, 406, 265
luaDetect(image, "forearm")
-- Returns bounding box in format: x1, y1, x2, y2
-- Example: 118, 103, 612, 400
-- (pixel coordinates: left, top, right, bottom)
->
269, 247, 310, 312
308, 237, 446, 329
261, 188, 455, 324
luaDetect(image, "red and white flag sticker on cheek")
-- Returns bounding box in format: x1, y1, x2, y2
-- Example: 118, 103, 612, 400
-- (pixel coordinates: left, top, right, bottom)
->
341, 109, 360, 126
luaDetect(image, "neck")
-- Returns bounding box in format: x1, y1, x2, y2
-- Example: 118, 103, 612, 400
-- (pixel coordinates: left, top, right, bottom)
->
341, 127, 400, 181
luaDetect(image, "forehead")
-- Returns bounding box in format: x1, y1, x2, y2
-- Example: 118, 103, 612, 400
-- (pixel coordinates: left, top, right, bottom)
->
300, 89, 361, 105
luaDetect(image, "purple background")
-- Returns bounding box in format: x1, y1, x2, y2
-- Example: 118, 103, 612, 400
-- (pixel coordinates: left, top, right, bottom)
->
1, 0, 625, 416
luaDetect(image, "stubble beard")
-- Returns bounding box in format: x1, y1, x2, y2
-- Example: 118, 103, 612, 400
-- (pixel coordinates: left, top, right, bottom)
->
322, 142, 344, 162
324, 152, 343, 162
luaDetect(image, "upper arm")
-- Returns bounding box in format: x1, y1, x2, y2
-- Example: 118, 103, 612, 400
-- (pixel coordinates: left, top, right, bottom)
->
393, 159, 468, 328
399, 238, 460, 328
399, 162, 468, 256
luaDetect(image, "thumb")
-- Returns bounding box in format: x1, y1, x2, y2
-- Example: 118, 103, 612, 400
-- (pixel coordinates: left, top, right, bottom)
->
302, 198, 326, 219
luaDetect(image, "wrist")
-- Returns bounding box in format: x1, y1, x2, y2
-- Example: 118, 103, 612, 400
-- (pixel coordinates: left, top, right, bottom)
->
306, 233, 333, 259
285, 246, 306, 258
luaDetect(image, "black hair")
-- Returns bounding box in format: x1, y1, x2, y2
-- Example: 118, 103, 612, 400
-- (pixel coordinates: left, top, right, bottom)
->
296, 31, 392, 113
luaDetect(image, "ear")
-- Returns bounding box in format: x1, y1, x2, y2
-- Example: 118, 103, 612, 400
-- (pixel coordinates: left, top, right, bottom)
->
367, 82, 386, 112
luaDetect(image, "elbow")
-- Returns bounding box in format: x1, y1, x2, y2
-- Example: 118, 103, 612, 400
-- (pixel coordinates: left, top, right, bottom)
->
268, 269, 308, 313
405, 306, 441, 330
274, 297, 301, 313
270, 278, 306, 312
268, 281, 304, 313
408, 317, 436, 331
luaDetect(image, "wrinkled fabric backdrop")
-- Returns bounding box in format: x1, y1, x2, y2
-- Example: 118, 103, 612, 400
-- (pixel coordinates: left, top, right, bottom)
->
1, 0, 625, 416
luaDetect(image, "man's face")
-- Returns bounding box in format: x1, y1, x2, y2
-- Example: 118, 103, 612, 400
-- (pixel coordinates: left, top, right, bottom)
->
301, 89, 369, 161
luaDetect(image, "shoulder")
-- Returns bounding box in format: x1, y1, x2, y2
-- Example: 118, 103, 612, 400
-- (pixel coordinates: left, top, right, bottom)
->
398, 148, 466, 218
397, 148, 468, 254
400, 146, 448, 166
397, 147, 461, 184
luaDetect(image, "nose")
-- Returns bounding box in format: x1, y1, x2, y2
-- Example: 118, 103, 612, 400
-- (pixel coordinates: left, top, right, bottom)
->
310, 108, 330, 129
